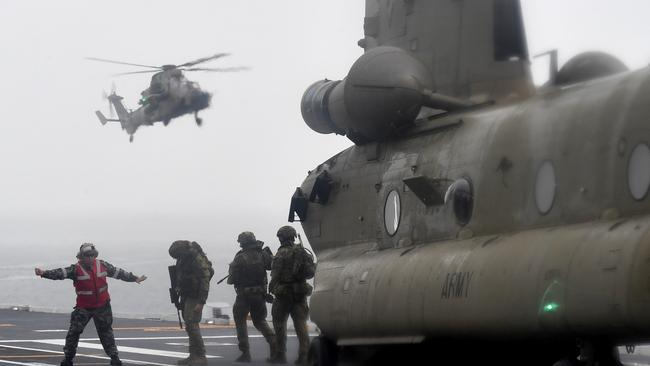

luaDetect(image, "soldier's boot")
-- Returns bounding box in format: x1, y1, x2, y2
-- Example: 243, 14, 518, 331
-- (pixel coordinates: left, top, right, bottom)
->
187, 356, 207, 366
109, 356, 122, 366
60, 357, 73, 366
269, 352, 287, 364
266, 339, 278, 362
234, 351, 251, 363
176, 356, 191, 365
294, 353, 308, 365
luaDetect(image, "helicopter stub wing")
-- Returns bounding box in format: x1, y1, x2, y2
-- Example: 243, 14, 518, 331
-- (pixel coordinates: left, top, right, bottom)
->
361, 0, 534, 102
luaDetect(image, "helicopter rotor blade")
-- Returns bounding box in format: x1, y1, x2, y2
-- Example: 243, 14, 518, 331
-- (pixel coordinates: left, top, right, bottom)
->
179, 53, 230, 68
86, 57, 161, 69
184, 66, 250, 72
113, 70, 160, 76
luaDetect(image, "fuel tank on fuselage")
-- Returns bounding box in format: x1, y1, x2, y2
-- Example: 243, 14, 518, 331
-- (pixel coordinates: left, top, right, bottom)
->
300, 67, 650, 344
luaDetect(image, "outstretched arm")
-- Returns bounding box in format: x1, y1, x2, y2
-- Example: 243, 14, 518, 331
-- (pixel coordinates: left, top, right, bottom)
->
102, 261, 146, 284
35, 265, 76, 280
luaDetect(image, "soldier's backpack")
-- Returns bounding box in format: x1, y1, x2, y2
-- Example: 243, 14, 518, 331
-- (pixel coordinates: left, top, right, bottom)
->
234, 247, 268, 288
190, 241, 215, 280
292, 244, 316, 280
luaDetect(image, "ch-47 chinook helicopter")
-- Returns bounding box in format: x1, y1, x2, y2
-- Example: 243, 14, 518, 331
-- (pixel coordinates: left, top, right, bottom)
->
89, 54, 247, 142
292, 1, 650, 365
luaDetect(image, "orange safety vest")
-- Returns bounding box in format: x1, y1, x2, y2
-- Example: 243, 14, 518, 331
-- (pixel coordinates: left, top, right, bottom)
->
73, 259, 110, 308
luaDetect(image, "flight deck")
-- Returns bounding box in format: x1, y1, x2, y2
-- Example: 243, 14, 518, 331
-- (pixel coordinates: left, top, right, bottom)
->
0, 309, 303, 366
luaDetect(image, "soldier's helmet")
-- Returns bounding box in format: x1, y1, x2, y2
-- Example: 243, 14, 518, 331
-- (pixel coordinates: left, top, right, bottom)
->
169, 240, 191, 259
237, 231, 257, 247
277, 226, 297, 241
76, 243, 98, 259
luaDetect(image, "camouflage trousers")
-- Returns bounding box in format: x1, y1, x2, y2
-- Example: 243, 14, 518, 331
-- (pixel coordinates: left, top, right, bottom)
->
181, 297, 206, 357
64, 302, 118, 359
272, 293, 310, 358
233, 293, 276, 354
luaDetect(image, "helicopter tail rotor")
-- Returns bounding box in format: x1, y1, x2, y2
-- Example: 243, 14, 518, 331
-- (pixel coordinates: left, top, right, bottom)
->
102, 83, 118, 118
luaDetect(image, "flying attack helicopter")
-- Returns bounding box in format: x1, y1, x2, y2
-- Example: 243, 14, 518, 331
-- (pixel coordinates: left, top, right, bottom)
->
89, 53, 247, 142
293, 1, 650, 365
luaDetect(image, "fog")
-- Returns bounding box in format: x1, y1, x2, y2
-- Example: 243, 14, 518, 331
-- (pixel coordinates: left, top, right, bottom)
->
0, 0, 649, 262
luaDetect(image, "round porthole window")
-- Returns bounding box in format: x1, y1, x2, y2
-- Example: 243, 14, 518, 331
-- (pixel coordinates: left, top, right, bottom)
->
444, 178, 473, 225
628, 143, 650, 201
384, 190, 401, 236
535, 161, 556, 215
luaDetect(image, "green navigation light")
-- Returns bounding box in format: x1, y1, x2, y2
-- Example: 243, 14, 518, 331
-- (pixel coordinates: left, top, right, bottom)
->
543, 302, 559, 313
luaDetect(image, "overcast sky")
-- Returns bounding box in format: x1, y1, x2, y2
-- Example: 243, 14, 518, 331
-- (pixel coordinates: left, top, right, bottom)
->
1, 0, 649, 256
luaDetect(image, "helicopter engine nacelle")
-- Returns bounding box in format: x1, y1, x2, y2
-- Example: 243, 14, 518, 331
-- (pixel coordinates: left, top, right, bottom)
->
301, 46, 435, 144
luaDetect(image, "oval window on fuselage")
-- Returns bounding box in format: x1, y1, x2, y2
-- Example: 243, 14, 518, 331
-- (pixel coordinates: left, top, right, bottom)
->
384, 190, 401, 236
628, 143, 650, 201
535, 161, 556, 215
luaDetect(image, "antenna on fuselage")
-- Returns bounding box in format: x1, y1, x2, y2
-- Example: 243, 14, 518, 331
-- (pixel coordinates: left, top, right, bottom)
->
535, 49, 559, 84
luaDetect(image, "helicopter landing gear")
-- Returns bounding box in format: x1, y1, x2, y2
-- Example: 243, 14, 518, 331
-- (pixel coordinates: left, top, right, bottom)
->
194, 111, 202, 127
308, 336, 338, 366
129, 135, 134, 143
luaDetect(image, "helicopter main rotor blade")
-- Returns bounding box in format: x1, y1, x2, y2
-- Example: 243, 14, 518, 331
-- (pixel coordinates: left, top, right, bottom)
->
179, 53, 230, 68
185, 66, 250, 72
86, 57, 161, 69
113, 70, 160, 76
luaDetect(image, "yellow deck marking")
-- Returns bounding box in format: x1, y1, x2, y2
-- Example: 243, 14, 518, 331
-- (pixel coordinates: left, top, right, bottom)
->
0, 355, 59, 359
0, 324, 15, 327
112, 324, 234, 332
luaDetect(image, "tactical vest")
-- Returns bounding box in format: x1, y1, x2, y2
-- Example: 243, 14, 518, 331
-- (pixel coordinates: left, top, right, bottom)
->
73, 259, 110, 308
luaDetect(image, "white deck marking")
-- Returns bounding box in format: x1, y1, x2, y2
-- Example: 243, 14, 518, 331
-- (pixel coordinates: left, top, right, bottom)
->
32, 330, 66, 333
0, 361, 54, 366
0, 345, 175, 366
0, 335, 247, 343
0, 333, 309, 343
34, 340, 220, 359
165, 342, 236, 346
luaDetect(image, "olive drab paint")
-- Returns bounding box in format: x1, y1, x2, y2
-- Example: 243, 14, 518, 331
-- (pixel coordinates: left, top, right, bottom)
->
88, 54, 247, 142
440, 272, 473, 299
295, 0, 650, 361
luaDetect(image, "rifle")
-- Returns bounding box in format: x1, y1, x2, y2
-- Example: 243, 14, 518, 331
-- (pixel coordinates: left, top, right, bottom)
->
168, 265, 183, 329
216, 274, 230, 284
297, 234, 314, 255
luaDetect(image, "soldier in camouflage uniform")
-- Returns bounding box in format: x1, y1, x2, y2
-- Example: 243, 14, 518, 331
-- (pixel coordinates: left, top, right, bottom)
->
228, 231, 277, 362
34, 243, 147, 366
269, 226, 313, 365
168, 240, 213, 366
